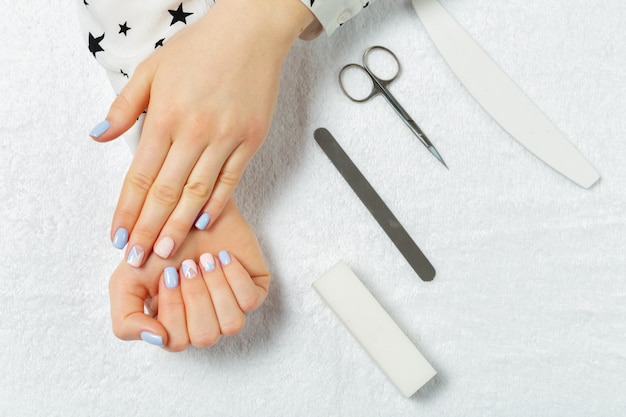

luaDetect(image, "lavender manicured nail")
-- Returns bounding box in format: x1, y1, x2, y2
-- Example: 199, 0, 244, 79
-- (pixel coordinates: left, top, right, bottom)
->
200, 253, 215, 272
140, 331, 163, 347
164, 266, 179, 289
112, 227, 129, 249
182, 260, 198, 279
89, 120, 111, 138
127, 245, 144, 267
218, 250, 231, 266
194, 213, 210, 230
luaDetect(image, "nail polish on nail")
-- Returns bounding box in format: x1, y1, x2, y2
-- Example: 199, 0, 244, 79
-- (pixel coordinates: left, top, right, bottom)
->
200, 253, 215, 272
182, 260, 198, 279
218, 250, 231, 266
140, 331, 164, 347
164, 266, 179, 289
112, 228, 129, 250
127, 245, 145, 267
194, 213, 211, 230
154, 237, 175, 259
89, 120, 111, 138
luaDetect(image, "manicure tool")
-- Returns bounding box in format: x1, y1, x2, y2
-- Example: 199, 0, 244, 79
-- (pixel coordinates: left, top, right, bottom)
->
313, 261, 437, 397
339, 46, 448, 169
314, 128, 436, 281
411, 0, 600, 188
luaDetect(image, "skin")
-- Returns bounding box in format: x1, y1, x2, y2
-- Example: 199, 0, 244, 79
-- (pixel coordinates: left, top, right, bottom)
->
92, 0, 317, 267
109, 198, 271, 351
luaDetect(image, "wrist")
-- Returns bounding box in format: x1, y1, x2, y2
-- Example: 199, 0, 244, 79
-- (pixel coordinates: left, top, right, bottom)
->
218, 0, 317, 49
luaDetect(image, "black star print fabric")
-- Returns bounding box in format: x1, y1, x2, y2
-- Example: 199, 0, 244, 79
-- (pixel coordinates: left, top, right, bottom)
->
77, 0, 209, 96
77, 0, 375, 93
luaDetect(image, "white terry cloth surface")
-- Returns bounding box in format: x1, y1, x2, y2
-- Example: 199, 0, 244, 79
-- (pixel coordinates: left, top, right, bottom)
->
1, 1, 625, 415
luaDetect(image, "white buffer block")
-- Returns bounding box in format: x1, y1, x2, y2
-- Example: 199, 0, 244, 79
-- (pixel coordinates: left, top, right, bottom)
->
313, 261, 437, 397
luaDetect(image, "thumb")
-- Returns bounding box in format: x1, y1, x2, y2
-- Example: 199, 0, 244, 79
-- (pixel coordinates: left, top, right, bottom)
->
109, 262, 167, 347
89, 63, 153, 142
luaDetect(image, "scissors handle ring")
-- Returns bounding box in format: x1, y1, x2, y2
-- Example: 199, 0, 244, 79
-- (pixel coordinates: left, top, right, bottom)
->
338, 63, 377, 103
362, 45, 401, 84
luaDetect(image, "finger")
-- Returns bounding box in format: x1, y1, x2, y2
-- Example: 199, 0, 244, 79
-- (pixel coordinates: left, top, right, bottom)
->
197, 145, 252, 230
154, 145, 227, 255
218, 250, 268, 313
89, 61, 155, 142
158, 266, 189, 352
179, 259, 221, 348
199, 253, 246, 337
125, 139, 205, 265
110, 110, 173, 254
109, 261, 168, 347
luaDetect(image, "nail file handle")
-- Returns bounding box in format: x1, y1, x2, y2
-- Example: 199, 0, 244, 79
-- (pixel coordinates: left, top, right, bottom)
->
313, 261, 437, 397
314, 128, 436, 281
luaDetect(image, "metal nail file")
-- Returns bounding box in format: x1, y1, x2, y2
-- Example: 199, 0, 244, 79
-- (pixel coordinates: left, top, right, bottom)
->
411, 0, 600, 188
314, 128, 436, 281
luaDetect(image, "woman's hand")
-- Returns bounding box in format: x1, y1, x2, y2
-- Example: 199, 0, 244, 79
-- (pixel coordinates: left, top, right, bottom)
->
92, 0, 315, 267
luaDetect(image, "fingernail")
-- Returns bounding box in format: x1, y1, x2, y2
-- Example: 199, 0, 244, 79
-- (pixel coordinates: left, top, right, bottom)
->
194, 213, 211, 230
154, 237, 174, 259
218, 250, 231, 266
200, 253, 215, 272
127, 245, 144, 267
182, 260, 198, 279
140, 331, 164, 347
164, 266, 179, 289
112, 227, 129, 249
89, 120, 111, 138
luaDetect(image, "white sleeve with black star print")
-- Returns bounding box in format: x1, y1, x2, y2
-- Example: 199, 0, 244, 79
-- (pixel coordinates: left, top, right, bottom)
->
77, 0, 374, 91
76, 0, 212, 95
300, 0, 375, 35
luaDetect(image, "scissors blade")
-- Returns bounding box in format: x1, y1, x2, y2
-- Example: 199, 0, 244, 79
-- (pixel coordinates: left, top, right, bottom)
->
412, 0, 600, 188
314, 128, 436, 281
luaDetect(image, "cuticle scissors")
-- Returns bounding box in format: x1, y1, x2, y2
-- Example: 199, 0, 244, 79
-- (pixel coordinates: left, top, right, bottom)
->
339, 45, 447, 168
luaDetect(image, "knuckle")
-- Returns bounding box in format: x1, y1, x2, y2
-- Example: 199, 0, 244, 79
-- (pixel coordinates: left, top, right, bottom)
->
159, 299, 185, 316
134, 60, 150, 77
114, 206, 138, 224
126, 171, 154, 194
218, 170, 241, 189
245, 121, 268, 143
110, 93, 132, 115
183, 180, 211, 201
151, 183, 180, 206
165, 217, 191, 235
185, 113, 211, 137
111, 322, 127, 341
238, 294, 260, 313
220, 314, 246, 337
151, 111, 177, 131
128, 224, 156, 243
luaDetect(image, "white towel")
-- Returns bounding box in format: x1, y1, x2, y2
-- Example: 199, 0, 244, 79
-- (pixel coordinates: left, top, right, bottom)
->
1, 0, 625, 415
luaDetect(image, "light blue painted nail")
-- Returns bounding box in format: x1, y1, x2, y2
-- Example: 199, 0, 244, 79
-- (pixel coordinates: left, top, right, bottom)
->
140, 331, 164, 347
89, 120, 111, 138
218, 250, 231, 266
164, 266, 179, 289
112, 227, 129, 249
194, 213, 210, 230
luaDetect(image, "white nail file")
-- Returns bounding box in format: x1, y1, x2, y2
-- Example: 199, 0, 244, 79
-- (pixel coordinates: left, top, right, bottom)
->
313, 261, 437, 397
